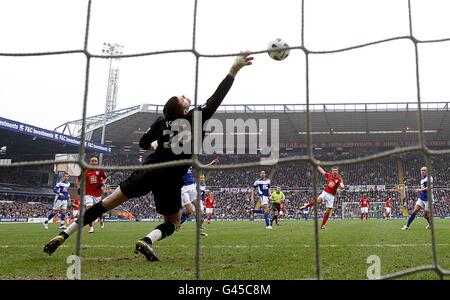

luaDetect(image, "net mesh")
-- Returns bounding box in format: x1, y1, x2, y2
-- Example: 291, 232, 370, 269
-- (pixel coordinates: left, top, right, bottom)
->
1, 0, 450, 279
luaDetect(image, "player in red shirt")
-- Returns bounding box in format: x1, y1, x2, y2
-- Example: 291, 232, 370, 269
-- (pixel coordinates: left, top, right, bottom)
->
384, 197, 392, 219
76, 156, 108, 233
204, 191, 215, 224
69, 196, 80, 223
300, 164, 344, 229
279, 201, 286, 220
359, 194, 370, 221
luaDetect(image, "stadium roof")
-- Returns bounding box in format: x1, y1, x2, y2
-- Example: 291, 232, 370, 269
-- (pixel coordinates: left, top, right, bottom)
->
55, 101, 450, 154
0, 117, 111, 161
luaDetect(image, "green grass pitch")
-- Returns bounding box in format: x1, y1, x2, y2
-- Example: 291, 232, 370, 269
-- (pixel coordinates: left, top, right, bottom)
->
1, 219, 449, 279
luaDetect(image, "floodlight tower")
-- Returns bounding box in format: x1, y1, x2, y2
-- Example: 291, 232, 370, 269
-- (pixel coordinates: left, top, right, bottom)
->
99, 43, 124, 165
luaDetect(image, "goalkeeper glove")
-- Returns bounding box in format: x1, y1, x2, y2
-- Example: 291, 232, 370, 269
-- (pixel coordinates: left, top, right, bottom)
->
229, 51, 254, 77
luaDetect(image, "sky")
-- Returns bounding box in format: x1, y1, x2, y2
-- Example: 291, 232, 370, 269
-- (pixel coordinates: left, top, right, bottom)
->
0, 0, 449, 131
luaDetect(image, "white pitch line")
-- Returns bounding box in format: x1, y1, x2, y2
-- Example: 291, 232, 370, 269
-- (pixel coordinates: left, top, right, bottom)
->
2, 243, 450, 249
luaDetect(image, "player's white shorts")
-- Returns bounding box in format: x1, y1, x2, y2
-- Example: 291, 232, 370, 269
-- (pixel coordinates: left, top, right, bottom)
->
385, 207, 391, 214
280, 211, 284, 216
84, 195, 101, 207
361, 207, 368, 214
181, 184, 204, 210
53, 199, 68, 210
205, 207, 214, 214
319, 191, 335, 209
416, 199, 429, 211
258, 195, 269, 206
72, 210, 79, 217
181, 183, 197, 206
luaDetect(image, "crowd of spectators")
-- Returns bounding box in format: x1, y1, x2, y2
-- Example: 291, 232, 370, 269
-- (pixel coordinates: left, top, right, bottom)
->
0, 193, 51, 202
403, 154, 450, 187
1, 149, 449, 219
0, 201, 50, 218
0, 170, 47, 187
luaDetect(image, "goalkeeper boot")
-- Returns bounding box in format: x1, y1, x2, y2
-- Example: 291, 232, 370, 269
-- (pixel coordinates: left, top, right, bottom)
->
43, 234, 65, 255
426, 224, 431, 230
135, 237, 159, 261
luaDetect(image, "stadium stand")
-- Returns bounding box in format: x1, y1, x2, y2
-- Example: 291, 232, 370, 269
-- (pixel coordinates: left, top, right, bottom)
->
3, 149, 449, 219
1, 103, 450, 220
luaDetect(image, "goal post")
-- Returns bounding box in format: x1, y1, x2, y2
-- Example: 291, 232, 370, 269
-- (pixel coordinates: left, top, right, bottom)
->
342, 202, 388, 219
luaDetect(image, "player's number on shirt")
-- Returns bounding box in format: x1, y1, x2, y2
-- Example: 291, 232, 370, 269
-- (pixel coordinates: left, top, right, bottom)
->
89, 175, 97, 184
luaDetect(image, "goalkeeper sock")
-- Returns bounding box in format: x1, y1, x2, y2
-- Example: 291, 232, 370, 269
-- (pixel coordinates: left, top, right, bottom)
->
406, 212, 416, 227
79, 202, 108, 226
146, 221, 176, 243
62, 202, 108, 238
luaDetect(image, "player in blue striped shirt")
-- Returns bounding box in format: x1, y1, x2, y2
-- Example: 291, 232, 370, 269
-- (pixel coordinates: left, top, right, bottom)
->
43, 173, 70, 230
402, 167, 433, 230
250, 171, 272, 229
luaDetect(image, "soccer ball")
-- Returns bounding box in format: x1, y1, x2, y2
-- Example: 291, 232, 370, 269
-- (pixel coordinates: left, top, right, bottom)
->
267, 38, 290, 61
